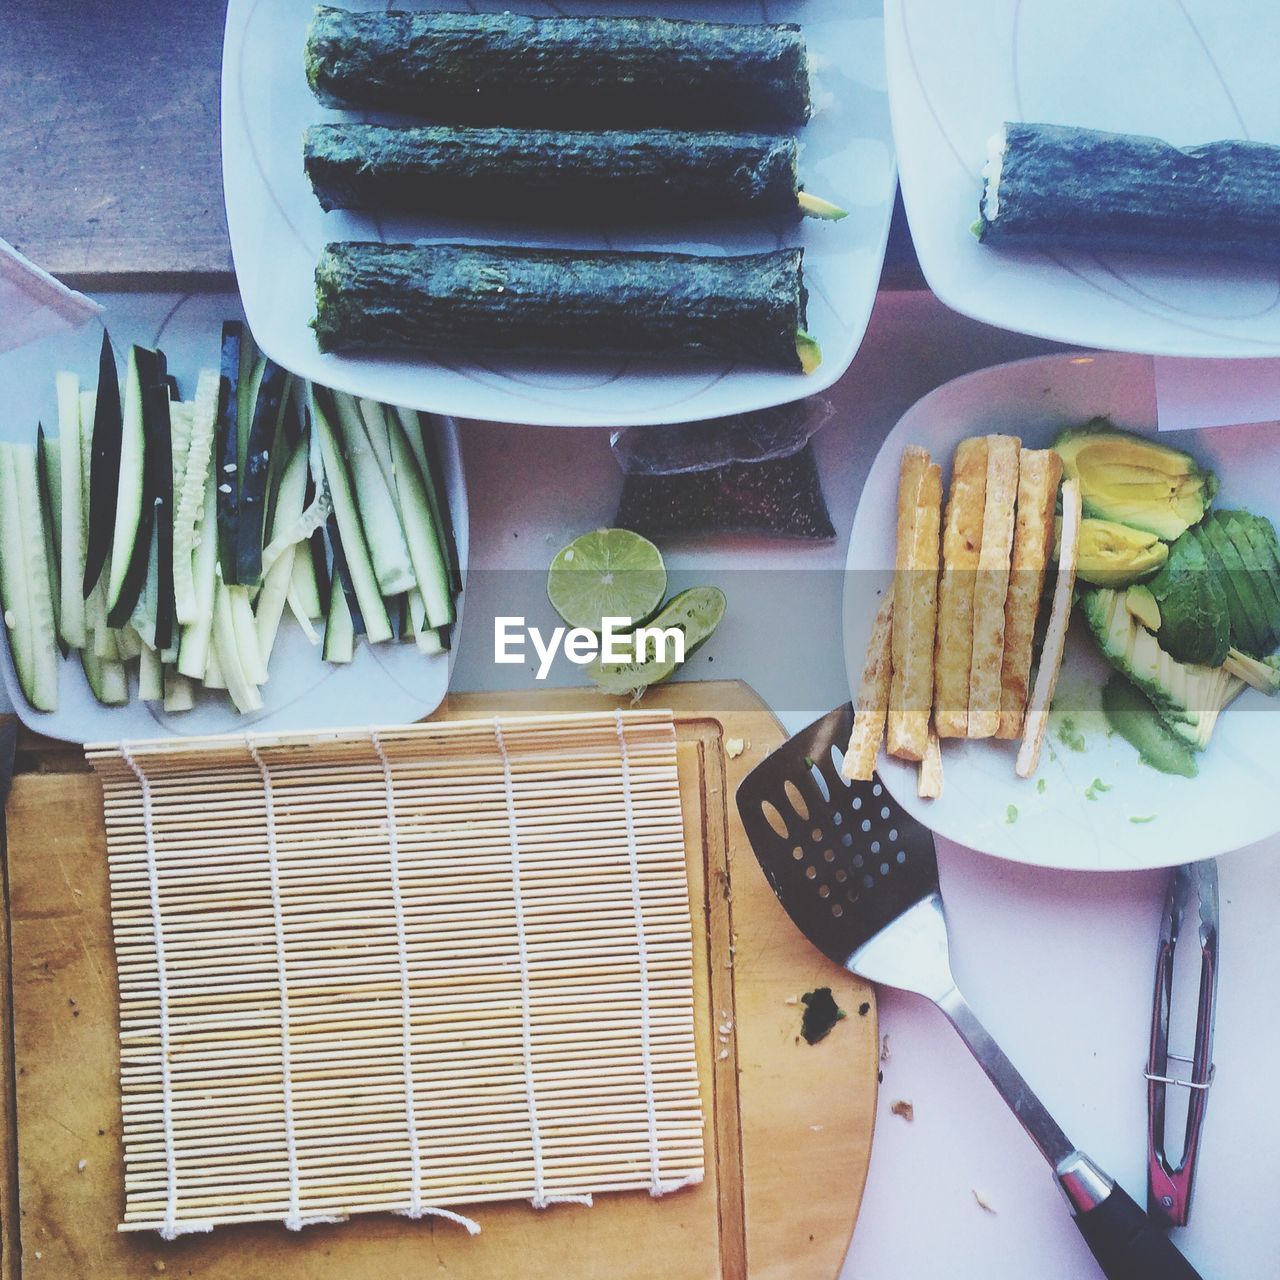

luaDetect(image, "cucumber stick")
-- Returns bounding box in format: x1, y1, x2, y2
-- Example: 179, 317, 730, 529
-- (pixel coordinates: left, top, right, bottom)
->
176, 449, 220, 680
163, 670, 195, 712
173, 370, 220, 624
395, 406, 463, 595
36, 427, 65, 656
255, 443, 308, 667
332, 390, 413, 594
106, 347, 147, 617
388, 410, 453, 628
323, 573, 355, 663
84, 333, 122, 597
139, 644, 163, 702
55, 371, 87, 647
313, 390, 392, 642
0, 444, 59, 711
213, 580, 262, 713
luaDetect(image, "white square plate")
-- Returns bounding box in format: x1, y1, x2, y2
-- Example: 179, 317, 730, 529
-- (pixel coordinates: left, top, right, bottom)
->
885, 0, 1280, 357
0, 294, 467, 744
221, 0, 896, 427
844, 351, 1280, 870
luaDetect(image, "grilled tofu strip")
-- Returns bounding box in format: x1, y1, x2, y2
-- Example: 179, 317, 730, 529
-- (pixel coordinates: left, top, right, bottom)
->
966, 435, 1021, 738
996, 448, 1063, 738
887, 447, 942, 762
842, 589, 894, 782
933, 437, 988, 737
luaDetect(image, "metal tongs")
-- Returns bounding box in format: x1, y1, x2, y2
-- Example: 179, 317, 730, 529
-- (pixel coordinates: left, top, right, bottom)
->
1146, 860, 1219, 1229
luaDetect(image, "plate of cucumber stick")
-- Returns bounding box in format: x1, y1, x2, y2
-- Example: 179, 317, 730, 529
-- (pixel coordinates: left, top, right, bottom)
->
843, 351, 1280, 870
0, 293, 466, 743
221, 0, 897, 426
886, 0, 1280, 355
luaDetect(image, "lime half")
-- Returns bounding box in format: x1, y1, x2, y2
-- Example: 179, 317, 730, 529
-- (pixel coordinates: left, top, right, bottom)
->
588, 586, 726, 696
547, 529, 667, 632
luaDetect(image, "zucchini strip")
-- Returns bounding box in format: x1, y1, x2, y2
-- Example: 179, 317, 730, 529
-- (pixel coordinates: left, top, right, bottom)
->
173, 370, 220, 624
212, 580, 262, 713
54, 371, 87, 646
36, 426, 67, 658
176, 450, 220, 681
106, 345, 150, 621
84, 332, 122, 597
388, 409, 453, 629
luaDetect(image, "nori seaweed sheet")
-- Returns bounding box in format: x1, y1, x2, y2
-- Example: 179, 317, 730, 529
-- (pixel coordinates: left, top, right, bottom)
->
313, 241, 808, 370
304, 123, 801, 222
305, 6, 811, 129
980, 122, 1280, 263
615, 445, 834, 540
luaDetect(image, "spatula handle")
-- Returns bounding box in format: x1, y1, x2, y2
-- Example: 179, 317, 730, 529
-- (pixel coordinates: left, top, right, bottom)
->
1065, 1167, 1205, 1280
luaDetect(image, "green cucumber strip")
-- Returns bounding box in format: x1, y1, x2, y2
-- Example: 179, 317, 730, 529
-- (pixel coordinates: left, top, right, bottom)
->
106, 346, 149, 618
357, 397, 400, 513
235, 329, 260, 480
173, 370, 220, 625
215, 322, 244, 584
254, 442, 309, 667
289, 541, 323, 619
54, 371, 86, 646
203, 643, 227, 690
397, 407, 463, 597
36, 426, 67, 658
169, 400, 194, 494
163, 669, 195, 712
84, 332, 122, 597
236, 359, 292, 587
212, 580, 262, 712
148, 372, 177, 652
139, 645, 163, 701
286, 577, 322, 646
229, 584, 267, 686
3, 445, 60, 711
312, 389, 393, 642
332, 390, 414, 594
326, 514, 365, 637
176, 449, 220, 681
388, 408, 453, 628
115, 625, 143, 661
80, 648, 128, 706
322, 573, 355, 664
129, 526, 159, 649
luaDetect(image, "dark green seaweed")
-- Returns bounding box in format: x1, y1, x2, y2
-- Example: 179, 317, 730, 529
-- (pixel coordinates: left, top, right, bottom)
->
979, 122, 1280, 264
313, 241, 809, 370
304, 123, 802, 222
304, 6, 811, 129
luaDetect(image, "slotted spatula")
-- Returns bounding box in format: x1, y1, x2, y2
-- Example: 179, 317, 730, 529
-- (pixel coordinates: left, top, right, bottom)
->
737, 705, 1204, 1280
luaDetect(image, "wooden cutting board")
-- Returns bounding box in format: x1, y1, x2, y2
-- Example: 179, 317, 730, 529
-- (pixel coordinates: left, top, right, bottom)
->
0, 681, 876, 1279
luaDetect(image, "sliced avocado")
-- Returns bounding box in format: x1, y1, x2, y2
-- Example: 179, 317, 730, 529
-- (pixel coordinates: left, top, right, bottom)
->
1075, 517, 1168, 587
1197, 517, 1269, 655
1053, 419, 1215, 541
1144, 530, 1230, 666
1125, 583, 1161, 632
1078, 587, 1236, 750
1101, 673, 1197, 777
1220, 510, 1280, 644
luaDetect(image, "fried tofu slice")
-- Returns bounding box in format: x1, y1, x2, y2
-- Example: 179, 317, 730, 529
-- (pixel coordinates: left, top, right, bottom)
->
1016, 478, 1082, 778
887, 447, 942, 762
933, 437, 988, 737
966, 435, 1021, 738
842, 589, 894, 782
917, 725, 943, 799
996, 448, 1063, 738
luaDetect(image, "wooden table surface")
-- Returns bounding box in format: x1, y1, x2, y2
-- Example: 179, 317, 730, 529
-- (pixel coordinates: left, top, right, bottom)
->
0, 0, 233, 289
0, 0, 922, 292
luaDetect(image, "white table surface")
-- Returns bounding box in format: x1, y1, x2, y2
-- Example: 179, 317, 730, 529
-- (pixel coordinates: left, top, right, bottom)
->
4, 289, 1274, 1278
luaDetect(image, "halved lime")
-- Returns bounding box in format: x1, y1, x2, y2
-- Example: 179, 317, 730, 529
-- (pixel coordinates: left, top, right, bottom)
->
588, 586, 726, 696
547, 528, 667, 632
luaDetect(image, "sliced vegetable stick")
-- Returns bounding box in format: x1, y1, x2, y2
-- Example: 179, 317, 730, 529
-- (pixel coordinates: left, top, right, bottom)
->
996, 449, 1063, 738
966, 435, 1021, 738
933, 437, 988, 737
842, 588, 894, 782
887, 448, 942, 762
917, 725, 943, 799
1016, 478, 1082, 778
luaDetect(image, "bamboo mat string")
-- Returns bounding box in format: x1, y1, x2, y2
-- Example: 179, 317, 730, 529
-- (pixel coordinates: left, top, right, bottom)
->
119, 745, 214, 1241
247, 738, 344, 1232
494, 716, 592, 1212
371, 731, 480, 1237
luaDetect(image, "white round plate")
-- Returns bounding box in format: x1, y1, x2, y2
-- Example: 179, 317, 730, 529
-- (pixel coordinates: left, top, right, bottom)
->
220, 0, 897, 427
843, 351, 1280, 870
0, 293, 467, 744
884, 0, 1280, 357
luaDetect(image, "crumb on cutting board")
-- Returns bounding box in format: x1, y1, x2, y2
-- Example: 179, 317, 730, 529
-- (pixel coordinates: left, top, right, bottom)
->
725, 737, 748, 759
890, 1099, 914, 1122
972, 1188, 997, 1215
880, 1033, 891, 1064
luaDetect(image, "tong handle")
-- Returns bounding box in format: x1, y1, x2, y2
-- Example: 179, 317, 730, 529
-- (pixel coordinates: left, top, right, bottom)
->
1073, 1178, 1205, 1280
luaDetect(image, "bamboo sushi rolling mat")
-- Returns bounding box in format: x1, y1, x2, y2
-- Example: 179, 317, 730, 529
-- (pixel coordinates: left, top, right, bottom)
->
84, 709, 703, 1238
